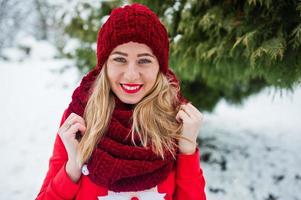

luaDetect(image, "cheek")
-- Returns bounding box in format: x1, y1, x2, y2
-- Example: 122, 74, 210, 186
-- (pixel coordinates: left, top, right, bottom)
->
145, 70, 159, 85
107, 68, 120, 84
150, 74, 158, 83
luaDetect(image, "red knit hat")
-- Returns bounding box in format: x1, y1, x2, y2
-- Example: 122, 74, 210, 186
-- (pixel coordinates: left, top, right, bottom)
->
96, 3, 169, 74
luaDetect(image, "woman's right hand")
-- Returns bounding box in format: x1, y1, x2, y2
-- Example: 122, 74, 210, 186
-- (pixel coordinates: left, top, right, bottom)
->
58, 112, 86, 182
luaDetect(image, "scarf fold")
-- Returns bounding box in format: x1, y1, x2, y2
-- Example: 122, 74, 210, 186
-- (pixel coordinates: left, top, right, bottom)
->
66, 67, 187, 192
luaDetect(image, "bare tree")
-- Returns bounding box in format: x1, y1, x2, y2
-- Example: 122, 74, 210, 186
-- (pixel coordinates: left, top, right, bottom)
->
34, 0, 49, 40
0, 0, 33, 52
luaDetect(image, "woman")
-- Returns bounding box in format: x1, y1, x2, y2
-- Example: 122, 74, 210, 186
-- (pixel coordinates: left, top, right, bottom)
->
36, 3, 206, 200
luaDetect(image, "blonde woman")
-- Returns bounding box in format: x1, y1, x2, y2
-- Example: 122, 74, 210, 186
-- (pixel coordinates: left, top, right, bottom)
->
36, 3, 206, 200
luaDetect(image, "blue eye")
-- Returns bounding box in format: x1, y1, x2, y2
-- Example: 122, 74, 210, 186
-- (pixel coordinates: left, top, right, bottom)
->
113, 57, 126, 63
138, 59, 151, 64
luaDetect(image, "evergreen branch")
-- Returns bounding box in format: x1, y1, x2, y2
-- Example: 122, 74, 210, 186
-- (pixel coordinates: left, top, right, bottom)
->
289, 24, 301, 49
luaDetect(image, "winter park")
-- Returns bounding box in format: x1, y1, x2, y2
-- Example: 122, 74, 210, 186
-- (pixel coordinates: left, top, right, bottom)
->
0, 1, 301, 200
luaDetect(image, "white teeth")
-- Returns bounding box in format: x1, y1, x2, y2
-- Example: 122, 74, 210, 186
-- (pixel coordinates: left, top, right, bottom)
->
122, 84, 140, 90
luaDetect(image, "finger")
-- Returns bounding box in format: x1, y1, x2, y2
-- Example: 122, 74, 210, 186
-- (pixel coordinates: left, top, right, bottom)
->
66, 112, 76, 121
180, 104, 197, 119
186, 103, 204, 119
176, 110, 190, 123
64, 114, 85, 131
67, 122, 86, 135
68, 114, 86, 127
62, 113, 76, 129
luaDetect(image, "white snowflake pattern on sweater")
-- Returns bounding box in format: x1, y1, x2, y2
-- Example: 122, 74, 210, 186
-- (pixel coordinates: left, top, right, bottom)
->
98, 186, 166, 200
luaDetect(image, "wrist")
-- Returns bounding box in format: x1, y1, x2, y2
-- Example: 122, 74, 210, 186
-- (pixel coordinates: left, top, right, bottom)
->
66, 159, 82, 183
178, 144, 197, 155
179, 148, 196, 155
178, 140, 197, 155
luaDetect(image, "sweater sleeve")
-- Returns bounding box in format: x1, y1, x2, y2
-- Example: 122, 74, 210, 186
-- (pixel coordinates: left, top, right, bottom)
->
35, 109, 81, 200
173, 147, 206, 200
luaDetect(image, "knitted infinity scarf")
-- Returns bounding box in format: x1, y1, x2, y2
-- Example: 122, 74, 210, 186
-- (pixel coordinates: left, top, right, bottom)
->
65, 67, 187, 192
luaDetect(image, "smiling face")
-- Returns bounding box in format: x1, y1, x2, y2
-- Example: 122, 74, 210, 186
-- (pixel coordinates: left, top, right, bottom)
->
106, 42, 160, 104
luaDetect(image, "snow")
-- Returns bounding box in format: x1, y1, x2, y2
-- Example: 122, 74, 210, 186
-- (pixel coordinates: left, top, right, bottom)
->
0, 39, 80, 200
173, 34, 182, 43
201, 86, 301, 199
0, 39, 300, 200
63, 38, 82, 55
2, 34, 58, 61
51, 0, 103, 27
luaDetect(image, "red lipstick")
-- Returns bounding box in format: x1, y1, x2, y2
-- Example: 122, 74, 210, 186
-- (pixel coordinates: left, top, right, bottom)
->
120, 83, 143, 94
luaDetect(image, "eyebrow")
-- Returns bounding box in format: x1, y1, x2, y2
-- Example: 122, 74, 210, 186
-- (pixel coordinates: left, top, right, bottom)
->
137, 53, 155, 58
111, 51, 155, 58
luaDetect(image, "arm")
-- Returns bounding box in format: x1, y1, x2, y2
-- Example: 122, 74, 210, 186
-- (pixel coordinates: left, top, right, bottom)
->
174, 103, 206, 199
173, 148, 206, 200
36, 110, 81, 200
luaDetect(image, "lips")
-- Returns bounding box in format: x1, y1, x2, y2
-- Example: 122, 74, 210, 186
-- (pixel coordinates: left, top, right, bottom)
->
120, 83, 143, 94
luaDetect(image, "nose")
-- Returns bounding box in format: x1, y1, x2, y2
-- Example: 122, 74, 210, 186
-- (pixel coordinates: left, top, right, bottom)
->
124, 62, 140, 81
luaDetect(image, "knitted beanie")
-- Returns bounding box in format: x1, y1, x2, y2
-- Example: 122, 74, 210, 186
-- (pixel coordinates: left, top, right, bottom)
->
96, 3, 169, 74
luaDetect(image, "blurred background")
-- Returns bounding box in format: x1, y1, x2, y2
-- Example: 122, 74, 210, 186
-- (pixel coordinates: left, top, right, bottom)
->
0, 0, 300, 199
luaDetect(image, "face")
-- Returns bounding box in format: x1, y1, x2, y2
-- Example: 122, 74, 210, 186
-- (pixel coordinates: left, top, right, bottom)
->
106, 41, 160, 104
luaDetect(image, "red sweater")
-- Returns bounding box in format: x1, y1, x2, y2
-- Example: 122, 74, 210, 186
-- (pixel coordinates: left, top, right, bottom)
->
36, 110, 206, 200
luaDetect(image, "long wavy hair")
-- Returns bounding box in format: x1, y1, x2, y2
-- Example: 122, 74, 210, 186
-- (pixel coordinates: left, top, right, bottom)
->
77, 63, 190, 165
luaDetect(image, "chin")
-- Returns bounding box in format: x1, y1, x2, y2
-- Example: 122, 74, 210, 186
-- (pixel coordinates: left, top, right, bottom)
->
119, 96, 142, 105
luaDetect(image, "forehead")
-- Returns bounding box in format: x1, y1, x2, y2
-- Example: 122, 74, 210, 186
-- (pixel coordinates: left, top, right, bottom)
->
110, 41, 154, 55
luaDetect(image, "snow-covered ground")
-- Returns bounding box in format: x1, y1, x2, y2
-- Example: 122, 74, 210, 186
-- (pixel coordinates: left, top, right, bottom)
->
0, 39, 300, 200
202, 88, 301, 200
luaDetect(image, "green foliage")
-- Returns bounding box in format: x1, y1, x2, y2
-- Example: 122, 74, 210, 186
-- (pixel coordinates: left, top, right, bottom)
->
135, 0, 301, 109
170, 0, 300, 86
58, 1, 122, 72
58, 0, 301, 111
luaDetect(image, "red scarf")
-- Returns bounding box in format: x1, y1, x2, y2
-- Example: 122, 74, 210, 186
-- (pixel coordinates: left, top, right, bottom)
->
65, 67, 187, 192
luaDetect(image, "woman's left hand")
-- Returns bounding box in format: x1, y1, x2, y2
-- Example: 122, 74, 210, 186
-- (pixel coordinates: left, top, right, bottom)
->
176, 103, 204, 155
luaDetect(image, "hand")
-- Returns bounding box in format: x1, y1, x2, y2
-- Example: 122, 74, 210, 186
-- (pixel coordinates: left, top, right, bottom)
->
58, 112, 86, 182
176, 103, 204, 155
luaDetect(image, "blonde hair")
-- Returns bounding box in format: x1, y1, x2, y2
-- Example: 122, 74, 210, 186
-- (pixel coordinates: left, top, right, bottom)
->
77, 64, 190, 164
